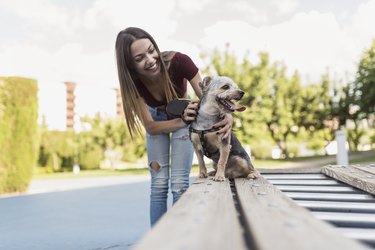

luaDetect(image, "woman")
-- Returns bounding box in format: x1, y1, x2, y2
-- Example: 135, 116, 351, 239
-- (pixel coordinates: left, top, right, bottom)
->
115, 27, 231, 226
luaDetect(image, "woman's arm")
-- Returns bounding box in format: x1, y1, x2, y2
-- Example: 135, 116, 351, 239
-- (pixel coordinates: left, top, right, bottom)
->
189, 72, 202, 98
138, 97, 186, 135
181, 72, 202, 123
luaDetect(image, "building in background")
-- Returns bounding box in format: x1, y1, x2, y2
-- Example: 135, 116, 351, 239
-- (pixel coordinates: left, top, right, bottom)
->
38, 80, 122, 131
64, 82, 76, 130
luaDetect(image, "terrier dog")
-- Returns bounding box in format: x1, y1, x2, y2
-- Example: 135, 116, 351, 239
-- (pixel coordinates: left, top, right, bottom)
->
189, 76, 258, 181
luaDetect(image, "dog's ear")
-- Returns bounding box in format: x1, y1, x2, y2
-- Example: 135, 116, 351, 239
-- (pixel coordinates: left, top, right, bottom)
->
199, 76, 212, 90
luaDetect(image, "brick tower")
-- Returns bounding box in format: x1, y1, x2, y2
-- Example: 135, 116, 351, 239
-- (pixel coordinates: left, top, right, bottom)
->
64, 82, 76, 130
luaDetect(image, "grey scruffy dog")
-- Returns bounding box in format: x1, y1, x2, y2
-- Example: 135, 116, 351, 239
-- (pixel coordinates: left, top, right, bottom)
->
189, 76, 258, 181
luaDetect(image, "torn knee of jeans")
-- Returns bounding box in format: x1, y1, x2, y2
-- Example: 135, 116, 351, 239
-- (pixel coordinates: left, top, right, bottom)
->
176, 187, 187, 195
149, 161, 161, 172
178, 134, 190, 140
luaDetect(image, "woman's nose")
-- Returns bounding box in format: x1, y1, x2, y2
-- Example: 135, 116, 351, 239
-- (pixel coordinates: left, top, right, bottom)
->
145, 54, 154, 63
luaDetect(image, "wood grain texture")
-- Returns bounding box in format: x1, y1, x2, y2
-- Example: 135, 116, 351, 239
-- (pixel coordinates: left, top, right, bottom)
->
322, 165, 375, 195
356, 164, 375, 175
234, 176, 370, 250
132, 177, 247, 250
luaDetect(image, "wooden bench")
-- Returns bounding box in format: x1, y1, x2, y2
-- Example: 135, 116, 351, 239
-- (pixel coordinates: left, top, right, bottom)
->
133, 164, 375, 250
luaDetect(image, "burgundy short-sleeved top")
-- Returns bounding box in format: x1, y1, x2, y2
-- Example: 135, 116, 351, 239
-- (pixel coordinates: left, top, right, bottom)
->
135, 52, 198, 107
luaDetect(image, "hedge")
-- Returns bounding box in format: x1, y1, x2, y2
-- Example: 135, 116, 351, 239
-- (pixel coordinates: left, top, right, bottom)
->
0, 77, 39, 193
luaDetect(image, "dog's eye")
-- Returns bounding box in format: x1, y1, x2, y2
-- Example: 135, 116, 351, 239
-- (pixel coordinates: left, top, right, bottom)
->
221, 85, 230, 90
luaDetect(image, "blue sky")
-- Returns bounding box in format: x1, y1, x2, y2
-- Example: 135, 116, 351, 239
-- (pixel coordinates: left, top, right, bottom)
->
1, 0, 374, 130
1, 0, 374, 86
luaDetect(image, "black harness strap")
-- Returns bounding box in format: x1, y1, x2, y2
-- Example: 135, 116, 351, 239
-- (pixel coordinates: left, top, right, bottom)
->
189, 126, 220, 158
189, 98, 223, 158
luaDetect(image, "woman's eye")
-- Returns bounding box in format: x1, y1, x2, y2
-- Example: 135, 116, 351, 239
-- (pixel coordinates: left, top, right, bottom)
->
221, 85, 230, 90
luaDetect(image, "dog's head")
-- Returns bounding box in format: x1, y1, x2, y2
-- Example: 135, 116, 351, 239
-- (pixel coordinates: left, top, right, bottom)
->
200, 76, 246, 113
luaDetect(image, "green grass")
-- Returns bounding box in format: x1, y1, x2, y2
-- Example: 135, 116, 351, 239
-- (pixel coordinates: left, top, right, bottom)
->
350, 154, 375, 164
31, 158, 302, 180
33, 151, 375, 180
32, 168, 149, 180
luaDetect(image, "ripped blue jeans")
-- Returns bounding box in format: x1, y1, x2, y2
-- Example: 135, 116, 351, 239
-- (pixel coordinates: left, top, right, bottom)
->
146, 106, 193, 226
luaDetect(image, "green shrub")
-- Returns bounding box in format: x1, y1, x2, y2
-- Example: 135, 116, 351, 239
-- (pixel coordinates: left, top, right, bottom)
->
0, 77, 39, 193
38, 130, 77, 171
251, 141, 272, 159
79, 144, 102, 170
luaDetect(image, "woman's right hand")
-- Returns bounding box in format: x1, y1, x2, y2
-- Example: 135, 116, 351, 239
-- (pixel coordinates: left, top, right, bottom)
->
181, 100, 199, 124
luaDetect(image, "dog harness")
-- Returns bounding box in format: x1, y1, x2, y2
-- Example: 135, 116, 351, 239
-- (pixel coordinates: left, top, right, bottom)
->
188, 97, 224, 158
189, 126, 221, 158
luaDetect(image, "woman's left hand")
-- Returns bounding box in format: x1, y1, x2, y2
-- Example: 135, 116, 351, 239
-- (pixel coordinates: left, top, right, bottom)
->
213, 113, 232, 140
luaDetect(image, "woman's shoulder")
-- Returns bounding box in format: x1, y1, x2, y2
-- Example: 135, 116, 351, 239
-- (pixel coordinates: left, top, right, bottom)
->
161, 51, 176, 62
164, 51, 198, 80
162, 51, 192, 63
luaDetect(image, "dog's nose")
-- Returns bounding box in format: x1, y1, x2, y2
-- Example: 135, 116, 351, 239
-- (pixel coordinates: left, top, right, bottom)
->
238, 90, 244, 98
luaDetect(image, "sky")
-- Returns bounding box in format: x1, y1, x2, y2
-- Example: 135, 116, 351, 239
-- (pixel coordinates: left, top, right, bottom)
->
1, 0, 375, 129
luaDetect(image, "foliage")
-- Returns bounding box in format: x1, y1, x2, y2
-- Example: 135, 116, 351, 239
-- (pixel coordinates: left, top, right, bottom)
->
0, 77, 39, 193
38, 130, 77, 171
79, 114, 146, 163
355, 39, 375, 117
202, 43, 375, 156
203, 48, 304, 158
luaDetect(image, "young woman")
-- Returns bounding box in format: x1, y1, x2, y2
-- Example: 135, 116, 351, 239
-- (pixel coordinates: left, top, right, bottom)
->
115, 27, 231, 226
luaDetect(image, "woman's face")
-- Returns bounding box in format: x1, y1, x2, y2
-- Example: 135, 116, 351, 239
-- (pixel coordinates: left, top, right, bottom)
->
130, 38, 160, 77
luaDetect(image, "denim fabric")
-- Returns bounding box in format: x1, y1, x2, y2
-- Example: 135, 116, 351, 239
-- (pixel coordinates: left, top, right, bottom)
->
146, 106, 193, 226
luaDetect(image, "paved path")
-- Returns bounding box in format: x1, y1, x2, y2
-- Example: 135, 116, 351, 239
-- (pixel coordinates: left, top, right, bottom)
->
0, 176, 152, 250
0, 175, 198, 250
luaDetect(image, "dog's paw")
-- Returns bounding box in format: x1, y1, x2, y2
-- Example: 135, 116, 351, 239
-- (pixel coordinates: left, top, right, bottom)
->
246, 171, 259, 179
199, 172, 208, 178
213, 174, 225, 182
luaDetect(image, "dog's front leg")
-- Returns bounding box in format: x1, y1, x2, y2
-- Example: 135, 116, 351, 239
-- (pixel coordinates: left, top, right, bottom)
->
214, 136, 231, 182
191, 135, 207, 178
195, 149, 208, 178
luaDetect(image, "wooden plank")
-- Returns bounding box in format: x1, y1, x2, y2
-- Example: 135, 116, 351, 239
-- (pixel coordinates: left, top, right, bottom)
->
295, 200, 375, 213
276, 185, 361, 193
267, 179, 342, 185
259, 168, 321, 174
133, 178, 247, 250
262, 173, 327, 180
356, 165, 375, 175
234, 176, 371, 250
312, 211, 375, 227
284, 192, 374, 201
338, 228, 375, 246
322, 165, 375, 195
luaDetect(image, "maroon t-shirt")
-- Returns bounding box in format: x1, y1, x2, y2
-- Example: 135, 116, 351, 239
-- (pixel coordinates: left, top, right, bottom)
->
135, 52, 198, 107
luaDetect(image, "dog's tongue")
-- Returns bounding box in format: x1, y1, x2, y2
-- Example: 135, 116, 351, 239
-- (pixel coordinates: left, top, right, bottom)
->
235, 106, 246, 112
228, 101, 246, 112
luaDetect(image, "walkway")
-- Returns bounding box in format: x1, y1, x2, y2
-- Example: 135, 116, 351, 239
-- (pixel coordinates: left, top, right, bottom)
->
0, 176, 151, 250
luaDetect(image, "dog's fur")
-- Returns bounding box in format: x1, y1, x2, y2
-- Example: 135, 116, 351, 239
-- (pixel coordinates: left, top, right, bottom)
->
190, 76, 258, 181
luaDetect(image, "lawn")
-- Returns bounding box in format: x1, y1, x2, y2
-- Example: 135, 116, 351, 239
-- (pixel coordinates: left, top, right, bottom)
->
32, 154, 330, 180
33, 151, 375, 180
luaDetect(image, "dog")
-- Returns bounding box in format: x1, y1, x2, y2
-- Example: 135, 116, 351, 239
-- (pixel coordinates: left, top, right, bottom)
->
189, 76, 258, 182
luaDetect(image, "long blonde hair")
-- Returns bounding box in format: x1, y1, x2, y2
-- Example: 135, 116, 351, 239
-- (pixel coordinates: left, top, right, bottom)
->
115, 27, 177, 138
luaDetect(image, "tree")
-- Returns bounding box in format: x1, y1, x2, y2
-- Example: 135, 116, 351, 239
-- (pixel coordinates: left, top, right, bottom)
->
0, 77, 39, 193
299, 74, 337, 154
355, 39, 375, 117
331, 80, 367, 152
79, 114, 146, 163
203, 48, 305, 158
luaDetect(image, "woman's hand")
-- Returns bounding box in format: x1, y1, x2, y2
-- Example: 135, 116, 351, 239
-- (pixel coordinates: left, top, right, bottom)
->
182, 100, 199, 124
213, 113, 232, 139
